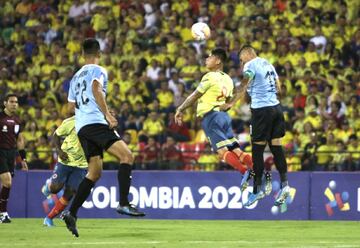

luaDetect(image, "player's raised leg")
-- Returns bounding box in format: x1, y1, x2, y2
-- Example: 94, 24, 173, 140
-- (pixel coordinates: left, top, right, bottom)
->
218, 147, 254, 191
44, 186, 69, 227
201, 111, 253, 191
107, 140, 145, 217
41, 162, 67, 198
42, 162, 68, 227
45, 165, 86, 227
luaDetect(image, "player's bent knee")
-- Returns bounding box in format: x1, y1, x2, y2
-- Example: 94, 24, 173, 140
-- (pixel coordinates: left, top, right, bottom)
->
112, 147, 134, 164
107, 140, 134, 164
0, 173, 12, 188
120, 152, 134, 164
86, 163, 102, 182
88, 156, 103, 174
86, 170, 102, 182
2, 181, 11, 188
49, 183, 64, 194
217, 147, 228, 159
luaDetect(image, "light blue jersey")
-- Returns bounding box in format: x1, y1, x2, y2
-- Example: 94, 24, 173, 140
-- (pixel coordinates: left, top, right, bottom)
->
68, 64, 108, 132
243, 57, 279, 109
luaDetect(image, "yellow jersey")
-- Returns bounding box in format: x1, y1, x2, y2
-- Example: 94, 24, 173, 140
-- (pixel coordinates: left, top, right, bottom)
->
55, 116, 87, 168
196, 71, 234, 117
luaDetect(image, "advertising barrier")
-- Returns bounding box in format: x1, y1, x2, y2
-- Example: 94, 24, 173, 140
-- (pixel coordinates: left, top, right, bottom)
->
310, 173, 360, 220
7, 171, 360, 220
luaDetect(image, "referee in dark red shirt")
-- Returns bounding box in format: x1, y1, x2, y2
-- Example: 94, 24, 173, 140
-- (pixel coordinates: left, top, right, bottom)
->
0, 94, 28, 223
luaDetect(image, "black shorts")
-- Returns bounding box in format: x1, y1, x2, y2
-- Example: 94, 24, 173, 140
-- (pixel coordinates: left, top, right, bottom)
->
0, 149, 17, 176
78, 124, 121, 162
250, 104, 285, 142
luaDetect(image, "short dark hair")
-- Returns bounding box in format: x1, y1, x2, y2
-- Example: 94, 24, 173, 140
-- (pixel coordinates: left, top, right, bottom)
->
5, 93, 17, 101
82, 38, 100, 55
211, 48, 227, 64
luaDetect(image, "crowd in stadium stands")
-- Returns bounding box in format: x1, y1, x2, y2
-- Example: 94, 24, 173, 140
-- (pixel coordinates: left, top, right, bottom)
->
0, 0, 359, 171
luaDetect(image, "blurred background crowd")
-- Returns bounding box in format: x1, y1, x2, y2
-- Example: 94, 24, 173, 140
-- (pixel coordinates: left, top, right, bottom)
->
0, 0, 359, 171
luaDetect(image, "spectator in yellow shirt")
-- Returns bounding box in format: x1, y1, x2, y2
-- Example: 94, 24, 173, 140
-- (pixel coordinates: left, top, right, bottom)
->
316, 133, 336, 171
41, 54, 57, 80
286, 41, 302, 67
35, 135, 52, 167
333, 120, 354, 143
197, 143, 219, 171
297, 122, 314, 149
348, 108, 360, 133
179, 17, 193, 42
303, 42, 320, 66
347, 135, 360, 171
126, 86, 143, 109
156, 81, 175, 111
303, 106, 322, 130
22, 121, 42, 143
142, 112, 164, 139
332, 140, 347, 171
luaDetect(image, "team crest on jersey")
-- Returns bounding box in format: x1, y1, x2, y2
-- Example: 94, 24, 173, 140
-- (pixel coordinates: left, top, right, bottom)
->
14, 124, 20, 134
2, 125, 7, 132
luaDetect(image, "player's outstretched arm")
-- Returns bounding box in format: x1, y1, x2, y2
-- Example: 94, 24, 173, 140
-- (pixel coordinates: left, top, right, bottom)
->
220, 77, 251, 111
175, 90, 203, 125
92, 80, 118, 129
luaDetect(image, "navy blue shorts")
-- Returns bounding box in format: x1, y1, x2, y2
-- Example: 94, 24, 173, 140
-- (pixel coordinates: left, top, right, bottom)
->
201, 111, 238, 152
50, 162, 87, 190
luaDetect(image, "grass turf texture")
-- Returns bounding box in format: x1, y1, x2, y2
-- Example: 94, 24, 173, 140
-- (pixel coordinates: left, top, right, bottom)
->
0, 219, 359, 248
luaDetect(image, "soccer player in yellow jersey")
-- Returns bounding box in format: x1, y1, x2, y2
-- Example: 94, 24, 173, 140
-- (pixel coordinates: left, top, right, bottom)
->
41, 116, 87, 227
175, 48, 253, 190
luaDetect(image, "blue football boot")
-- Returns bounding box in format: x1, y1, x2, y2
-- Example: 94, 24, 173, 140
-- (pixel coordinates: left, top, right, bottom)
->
43, 217, 55, 227
244, 190, 265, 207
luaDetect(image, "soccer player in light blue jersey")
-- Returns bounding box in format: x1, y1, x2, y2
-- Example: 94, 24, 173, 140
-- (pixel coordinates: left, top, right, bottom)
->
61, 38, 144, 237
222, 45, 289, 207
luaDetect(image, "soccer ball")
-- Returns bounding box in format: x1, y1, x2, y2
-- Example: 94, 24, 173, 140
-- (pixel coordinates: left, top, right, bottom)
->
191, 22, 211, 41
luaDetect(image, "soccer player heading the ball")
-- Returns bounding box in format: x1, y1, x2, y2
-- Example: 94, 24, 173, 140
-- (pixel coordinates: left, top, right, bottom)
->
223, 45, 290, 207
175, 48, 253, 189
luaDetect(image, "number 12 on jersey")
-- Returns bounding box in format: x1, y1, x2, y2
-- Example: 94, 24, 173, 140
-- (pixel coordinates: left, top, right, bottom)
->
75, 80, 89, 108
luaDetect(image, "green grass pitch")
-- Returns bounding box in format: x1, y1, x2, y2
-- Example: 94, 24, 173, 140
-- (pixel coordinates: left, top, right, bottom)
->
0, 219, 359, 248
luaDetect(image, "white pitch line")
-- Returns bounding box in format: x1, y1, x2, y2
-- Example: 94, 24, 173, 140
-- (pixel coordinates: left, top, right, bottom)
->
8, 240, 360, 247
